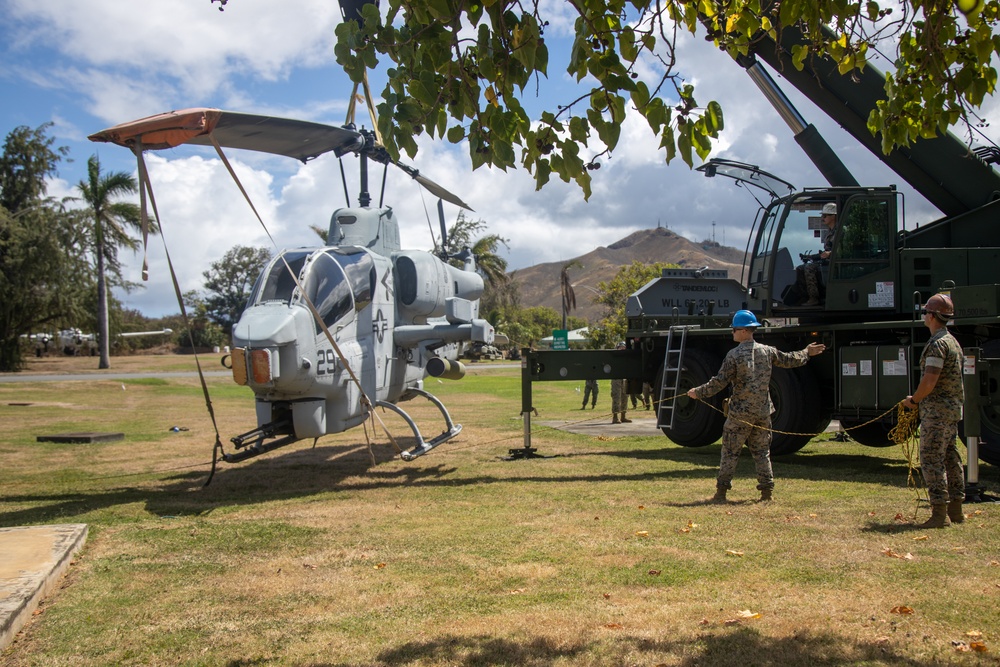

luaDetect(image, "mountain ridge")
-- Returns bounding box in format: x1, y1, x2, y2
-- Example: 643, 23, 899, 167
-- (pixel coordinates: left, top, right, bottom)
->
511, 227, 747, 323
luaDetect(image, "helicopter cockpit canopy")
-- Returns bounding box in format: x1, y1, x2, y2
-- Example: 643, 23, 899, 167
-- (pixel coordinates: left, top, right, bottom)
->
249, 248, 376, 333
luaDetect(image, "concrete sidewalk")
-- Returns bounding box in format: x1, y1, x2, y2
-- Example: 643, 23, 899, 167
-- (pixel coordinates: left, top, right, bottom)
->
0, 524, 88, 651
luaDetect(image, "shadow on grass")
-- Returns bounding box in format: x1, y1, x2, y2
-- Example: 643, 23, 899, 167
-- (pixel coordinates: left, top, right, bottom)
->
2, 430, 993, 527
302, 626, 931, 667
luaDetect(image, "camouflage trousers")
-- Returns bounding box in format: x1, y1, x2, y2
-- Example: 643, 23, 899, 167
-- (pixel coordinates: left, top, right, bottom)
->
611, 379, 628, 413
717, 417, 774, 491
802, 263, 821, 300
919, 419, 965, 505
582, 384, 598, 407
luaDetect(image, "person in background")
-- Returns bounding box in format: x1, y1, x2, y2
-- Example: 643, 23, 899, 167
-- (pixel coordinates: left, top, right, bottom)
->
902, 293, 966, 528
611, 342, 631, 424
687, 310, 826, 502
795, 202, 838, 307
642, 382, 654, 410
582, 378, 599, 410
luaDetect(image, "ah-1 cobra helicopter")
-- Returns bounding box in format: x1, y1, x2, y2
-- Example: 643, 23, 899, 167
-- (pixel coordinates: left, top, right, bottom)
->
88, 97, 498, 464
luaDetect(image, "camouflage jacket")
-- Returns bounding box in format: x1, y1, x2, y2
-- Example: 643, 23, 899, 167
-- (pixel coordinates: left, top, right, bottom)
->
919, 328, 964, 423
692, 340, 811, 423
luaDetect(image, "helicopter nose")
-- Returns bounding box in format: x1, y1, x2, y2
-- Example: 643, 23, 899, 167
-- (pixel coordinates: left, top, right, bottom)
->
232, 303, 301, 347
231, 303, 316, 389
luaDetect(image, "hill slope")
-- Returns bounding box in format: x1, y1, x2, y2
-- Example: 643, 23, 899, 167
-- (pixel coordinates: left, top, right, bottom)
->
512, 227, 746, 323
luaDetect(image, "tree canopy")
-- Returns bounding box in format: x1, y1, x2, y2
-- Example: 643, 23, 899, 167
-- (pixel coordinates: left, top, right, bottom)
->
202, 244, 272, 333
589, 260, 677, 348
335, 0, 998, 198
0, 125, 90, 371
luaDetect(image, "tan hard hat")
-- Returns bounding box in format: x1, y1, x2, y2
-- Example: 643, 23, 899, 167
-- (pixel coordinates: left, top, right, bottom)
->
925, 293, 954, 320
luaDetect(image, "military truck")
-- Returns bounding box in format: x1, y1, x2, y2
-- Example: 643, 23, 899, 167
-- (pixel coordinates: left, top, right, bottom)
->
521, 27, 1000, 472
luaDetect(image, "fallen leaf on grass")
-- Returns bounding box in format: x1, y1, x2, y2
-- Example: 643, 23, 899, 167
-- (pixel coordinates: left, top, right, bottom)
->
723, 618, 742, 626
890, 606, 914, 615
509, 588, 525, 595
303, 563, 317, 569
868, 511, 877, 517
603, 592, 611, 599
952, 640, 988, 653
882, 548, 914, 560
893, 513, 910, 523
736, 610, 761, 619
785, 515, 801, 522
648, 569, 662, 576
912, 535, 929, 541
965, 630, 983, 638
951, 546, 967, 552
726, 549, 744, 557
374, 562, 387, 569
604, 623, 623, 629
700, 618, 711, 625
638, 505, 645, 510
678, 520, 699, 533
874, 636, 891, 645
990, 561, 999, 567
635, 530, 649, 537
808, 513, 818, 518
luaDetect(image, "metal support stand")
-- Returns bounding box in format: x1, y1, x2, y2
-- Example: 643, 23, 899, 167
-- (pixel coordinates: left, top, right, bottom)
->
965, 436, 1000, 503
505, 408, 543, 460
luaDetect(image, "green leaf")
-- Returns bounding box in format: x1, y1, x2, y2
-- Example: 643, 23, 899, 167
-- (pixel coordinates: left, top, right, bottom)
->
706, 100, 724, 134
630, 81, 651, 112
447, 125, 466, 143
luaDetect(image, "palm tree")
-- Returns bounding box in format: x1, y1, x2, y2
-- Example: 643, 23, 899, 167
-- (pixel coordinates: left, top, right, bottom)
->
76, 155, 150, 369
560, 260, 582, 330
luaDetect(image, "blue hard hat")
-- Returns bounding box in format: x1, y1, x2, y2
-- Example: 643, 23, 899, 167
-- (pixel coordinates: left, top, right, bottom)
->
731, 310, 761, 328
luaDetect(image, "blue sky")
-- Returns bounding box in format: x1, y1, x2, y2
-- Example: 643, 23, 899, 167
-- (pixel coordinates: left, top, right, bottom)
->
2, 0, 996, 317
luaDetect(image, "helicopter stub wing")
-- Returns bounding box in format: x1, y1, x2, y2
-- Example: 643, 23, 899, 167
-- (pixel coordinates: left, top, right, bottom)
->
89, 108, 364, 162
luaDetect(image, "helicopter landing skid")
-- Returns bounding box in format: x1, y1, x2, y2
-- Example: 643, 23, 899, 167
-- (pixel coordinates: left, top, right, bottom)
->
377, 388, 462, 461
223, 419, 297, 463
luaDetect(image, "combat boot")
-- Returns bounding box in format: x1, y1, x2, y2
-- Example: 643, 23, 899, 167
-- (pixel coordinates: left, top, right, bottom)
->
947, 499, 965, 524
709, 487, 728, 504
612, 416, 620, 424
917, 503, 950, 529
621, 415, 632, 423
758, 488, 773, 502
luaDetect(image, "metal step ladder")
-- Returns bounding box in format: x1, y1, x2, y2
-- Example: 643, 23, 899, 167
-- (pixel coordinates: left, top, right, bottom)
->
656, 326, 693, 429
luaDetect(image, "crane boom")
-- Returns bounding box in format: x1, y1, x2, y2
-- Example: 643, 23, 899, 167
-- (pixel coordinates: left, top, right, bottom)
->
750, 27, 1000, 216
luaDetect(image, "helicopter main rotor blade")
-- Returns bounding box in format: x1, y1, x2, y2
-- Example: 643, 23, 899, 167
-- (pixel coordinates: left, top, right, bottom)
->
392, 161, 474, 211
90, 108, 364, 162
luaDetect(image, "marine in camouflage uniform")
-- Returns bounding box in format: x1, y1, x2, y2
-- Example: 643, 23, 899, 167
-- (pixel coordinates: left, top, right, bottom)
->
903, 293, 965, 527
688, 311, 825, 502
582, 379, 599, 409
795, 202, 838, 307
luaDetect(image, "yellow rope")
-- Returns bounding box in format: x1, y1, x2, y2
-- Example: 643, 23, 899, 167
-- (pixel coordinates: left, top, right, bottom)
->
888, 403, 926, 510
678, 393, 898, 438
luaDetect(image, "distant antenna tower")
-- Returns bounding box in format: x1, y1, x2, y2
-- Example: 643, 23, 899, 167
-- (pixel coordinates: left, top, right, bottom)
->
712, 221, 716, 243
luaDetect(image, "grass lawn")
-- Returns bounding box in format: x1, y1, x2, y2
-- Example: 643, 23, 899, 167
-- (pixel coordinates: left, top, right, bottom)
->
1, 354, 998, 666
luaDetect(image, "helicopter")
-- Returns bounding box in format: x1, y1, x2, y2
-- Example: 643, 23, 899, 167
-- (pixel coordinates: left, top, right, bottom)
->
88, 104, 498, 464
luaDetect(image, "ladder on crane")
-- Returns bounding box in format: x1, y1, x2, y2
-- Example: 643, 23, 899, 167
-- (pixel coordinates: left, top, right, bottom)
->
656, 325, 697, 429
